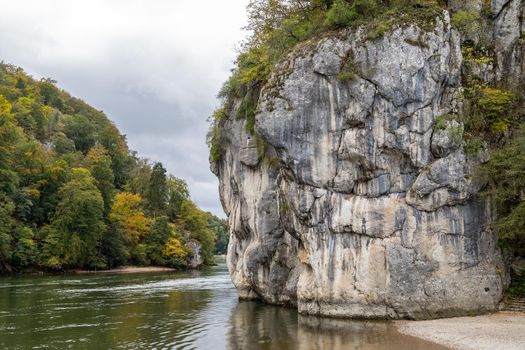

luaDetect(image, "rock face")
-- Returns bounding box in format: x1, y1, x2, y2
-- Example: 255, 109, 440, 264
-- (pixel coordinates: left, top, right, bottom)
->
187, 240, 204, 269
212, 3, 524, 319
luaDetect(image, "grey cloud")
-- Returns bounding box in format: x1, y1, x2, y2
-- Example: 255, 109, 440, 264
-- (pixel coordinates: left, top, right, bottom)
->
0, 0, 249, 217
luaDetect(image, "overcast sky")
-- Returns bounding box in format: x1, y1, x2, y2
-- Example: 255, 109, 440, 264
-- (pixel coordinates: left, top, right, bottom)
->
0, 0, 250, 217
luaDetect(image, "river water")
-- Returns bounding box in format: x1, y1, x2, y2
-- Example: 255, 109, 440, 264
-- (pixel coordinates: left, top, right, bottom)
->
0, 264, 447, 349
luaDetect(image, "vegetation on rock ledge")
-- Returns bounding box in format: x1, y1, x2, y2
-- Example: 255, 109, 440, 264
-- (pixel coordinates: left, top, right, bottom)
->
207, 0, 447, 162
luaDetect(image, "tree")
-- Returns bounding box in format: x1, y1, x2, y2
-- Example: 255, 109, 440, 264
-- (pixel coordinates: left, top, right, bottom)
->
0, 95, 23, 196
11, 226, 36, 268
126, 156, 152, 198
178, 200, 216, 265
12, 96, 51, 141
0, 193, 15, 272
29, 159, 69, 227
101, 222, 128, 268
209, 215, 229, 255
40, 168, 106, 269
478, 126, 525, 257
166, 176, 189, 221
98, 124, 131, 189
147, 162, 168, 217
37, 225, 63, 270
84, 144, 115, 214
12, 187, 33, 223
110, 192, 151, 263
13, 141, 66, 227
63, 115, 96, 154
163, 233, 188, 267
145, 216, 173, 266
51, 132, 76, 155
39, 78, 64, 110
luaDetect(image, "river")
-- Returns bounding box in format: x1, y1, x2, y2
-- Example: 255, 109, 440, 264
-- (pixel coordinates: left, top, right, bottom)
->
0, 264, 447, 349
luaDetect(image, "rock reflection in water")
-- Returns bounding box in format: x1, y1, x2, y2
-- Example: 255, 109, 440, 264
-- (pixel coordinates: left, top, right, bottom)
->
228, 301, 448, 350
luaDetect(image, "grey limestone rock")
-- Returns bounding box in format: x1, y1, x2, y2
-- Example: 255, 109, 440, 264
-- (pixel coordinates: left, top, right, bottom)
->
210, 5, 525, 319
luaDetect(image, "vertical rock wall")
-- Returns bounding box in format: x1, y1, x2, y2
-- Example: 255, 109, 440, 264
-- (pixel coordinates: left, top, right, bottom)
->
212, 2, 524, 319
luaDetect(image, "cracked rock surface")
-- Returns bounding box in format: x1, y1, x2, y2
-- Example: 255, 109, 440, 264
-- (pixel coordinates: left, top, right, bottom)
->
212, 4, 524, 319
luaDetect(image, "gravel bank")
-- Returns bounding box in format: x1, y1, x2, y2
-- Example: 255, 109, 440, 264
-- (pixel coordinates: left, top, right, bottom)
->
396, 312, 525, 350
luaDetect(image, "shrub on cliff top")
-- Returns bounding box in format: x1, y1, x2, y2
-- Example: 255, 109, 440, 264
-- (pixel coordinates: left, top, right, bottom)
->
451, 9, 482, 37
207, 0, 448, 161
325, 0, 359, 27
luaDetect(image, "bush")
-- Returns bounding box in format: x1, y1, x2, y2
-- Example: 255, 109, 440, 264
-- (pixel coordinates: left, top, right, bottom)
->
464, 136, 485, 156
451, 9, 481, 37
366, 21, 390, 40
463, 81, 515, 140
448, 126, 464, 143
325, 0, 356, 27
207, 107, 229, 163
477, 126, 525, 257
338, 52, 357, 81
434, 114, 457, 130
509, 268, 525, 297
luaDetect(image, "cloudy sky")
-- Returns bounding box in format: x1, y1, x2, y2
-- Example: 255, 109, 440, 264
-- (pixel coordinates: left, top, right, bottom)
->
0, 0, 250, 217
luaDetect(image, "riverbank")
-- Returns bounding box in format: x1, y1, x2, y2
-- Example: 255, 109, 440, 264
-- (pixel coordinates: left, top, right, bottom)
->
73, 266, 179, 274
396, 311, 525, 350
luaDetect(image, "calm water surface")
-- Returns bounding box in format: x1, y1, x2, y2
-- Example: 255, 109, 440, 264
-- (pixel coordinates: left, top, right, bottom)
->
0, 264, 447, 349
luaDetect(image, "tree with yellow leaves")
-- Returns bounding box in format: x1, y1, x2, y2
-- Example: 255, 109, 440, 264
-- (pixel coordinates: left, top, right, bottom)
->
110, 192, 151, 245
163, 233, 188, 267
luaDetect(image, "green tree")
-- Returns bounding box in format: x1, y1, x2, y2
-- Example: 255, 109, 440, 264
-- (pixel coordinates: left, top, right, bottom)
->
63, 115, 96, 154
13, 141, 67, 227
11, 226, 36, 268
145, 216, 173, 266
51, 132, 76, 155
166, 176, 189, 221
39, 78, 64, 109
0, 194, 15, 272
148, 162, 168, 217
12, 96, 51, 141
178, 200, 216, 265
209, 215, 229, 255
12, 187, 33, 223
40, 168, 106, 269
30, 160, 69, 227
37, 225, 63, 270
101, 222, 128, 268
478, 126, 525, 257
84, 144, 115, 214
126, 156, 152, 198
98, 124, 131, 189
0, 95, 23, 196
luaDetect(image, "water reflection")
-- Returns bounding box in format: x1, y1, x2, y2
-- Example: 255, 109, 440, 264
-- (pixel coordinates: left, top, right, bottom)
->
0, 268, 230, 349
228, 301, 448, 350
0, 265, 447, 350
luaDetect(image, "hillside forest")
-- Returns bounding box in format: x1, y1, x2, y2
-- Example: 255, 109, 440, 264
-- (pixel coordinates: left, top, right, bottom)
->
0, 63, 228, 273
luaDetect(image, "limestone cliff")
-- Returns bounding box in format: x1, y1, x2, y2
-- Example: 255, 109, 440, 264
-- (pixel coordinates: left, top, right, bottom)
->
212, 0, 524, 319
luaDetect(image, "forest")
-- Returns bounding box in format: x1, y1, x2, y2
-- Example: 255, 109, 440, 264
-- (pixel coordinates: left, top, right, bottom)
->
0, 62, 228, 273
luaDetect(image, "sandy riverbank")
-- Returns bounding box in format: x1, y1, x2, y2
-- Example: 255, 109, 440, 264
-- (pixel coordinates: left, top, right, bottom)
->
73, 266, 179, 274
396, 311, 525, 350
